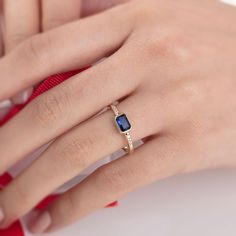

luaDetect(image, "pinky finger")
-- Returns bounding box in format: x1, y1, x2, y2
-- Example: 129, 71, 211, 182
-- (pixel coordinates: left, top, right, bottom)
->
29, 137, 183, 234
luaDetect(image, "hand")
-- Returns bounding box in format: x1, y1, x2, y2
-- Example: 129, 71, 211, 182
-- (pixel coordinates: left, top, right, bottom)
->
2, 0, 129, 104
3, 0, 129, 52
0, 0, 236, 233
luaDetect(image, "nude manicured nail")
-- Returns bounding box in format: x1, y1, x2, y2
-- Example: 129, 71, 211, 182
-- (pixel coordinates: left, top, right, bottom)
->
0, 208, 5, 224
30, 211, 52, 234
0, 100, 12, 119
12, 87, 33, 105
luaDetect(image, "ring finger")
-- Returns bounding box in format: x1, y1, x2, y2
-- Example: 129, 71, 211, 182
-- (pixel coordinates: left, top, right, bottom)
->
0, 94, 164, 228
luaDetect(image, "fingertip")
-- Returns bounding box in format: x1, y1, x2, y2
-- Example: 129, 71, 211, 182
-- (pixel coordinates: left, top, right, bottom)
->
12, 87, 33, 105
0, 99, 12, 119
0, 207, 5, 225
28, 211, 52, 234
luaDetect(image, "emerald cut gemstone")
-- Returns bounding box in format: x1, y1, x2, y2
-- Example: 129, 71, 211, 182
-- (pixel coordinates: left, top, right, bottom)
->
116, 114, 131, 132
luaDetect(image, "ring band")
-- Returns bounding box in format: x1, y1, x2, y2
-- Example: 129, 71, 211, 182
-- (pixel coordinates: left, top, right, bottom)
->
110, 104, 134, 154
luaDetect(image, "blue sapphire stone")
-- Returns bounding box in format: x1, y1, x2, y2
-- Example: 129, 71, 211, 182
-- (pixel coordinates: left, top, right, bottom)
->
116, 114, 131, 132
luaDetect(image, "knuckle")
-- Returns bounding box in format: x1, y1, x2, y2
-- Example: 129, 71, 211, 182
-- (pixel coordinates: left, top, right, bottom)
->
7, 186, 32, 215
146, 33, 195, 64
132, 1, 155, 22
63, 193, 78, 218
32, 95, 60, 126
131, 1, 168, 26
32, 88, 71, 126
45, 18, 67, 30
6, 32, 31, 48
97, 166, 127, 193
22, 34, 55, 68
56, 136, 95, 170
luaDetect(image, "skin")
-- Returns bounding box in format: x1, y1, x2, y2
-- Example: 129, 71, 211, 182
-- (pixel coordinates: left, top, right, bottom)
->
3, 0, 127, 52
0, 0, 235, 234
2, 0, 126, 104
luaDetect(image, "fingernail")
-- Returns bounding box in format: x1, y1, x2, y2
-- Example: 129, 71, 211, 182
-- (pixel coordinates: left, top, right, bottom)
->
0, 208, 5, 224
0, 100, 12, 119
12, 87, 33, 105
29, 211, 52, 234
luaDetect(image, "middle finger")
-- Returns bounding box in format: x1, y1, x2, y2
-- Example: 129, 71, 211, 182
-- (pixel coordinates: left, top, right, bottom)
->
0, 52, 137, 174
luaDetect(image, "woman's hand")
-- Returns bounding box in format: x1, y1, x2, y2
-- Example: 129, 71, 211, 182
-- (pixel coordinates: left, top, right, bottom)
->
0, 0, 236, 233
3, 0, 129, 52
2, 0, 129, 104
3, 0, 130, 53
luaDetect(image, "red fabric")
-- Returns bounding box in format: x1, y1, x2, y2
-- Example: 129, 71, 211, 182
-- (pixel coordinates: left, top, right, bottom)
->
0, 68, 117, 235
0, 173, 12, 187
0, 222, 24, 236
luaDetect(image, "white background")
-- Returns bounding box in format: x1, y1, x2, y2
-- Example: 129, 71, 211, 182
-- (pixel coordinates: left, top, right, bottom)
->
24, 1, 236, 236
25, 170, 236, 236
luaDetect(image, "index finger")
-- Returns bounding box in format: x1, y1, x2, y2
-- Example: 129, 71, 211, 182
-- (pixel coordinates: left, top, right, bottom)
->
0, 3, 135, 100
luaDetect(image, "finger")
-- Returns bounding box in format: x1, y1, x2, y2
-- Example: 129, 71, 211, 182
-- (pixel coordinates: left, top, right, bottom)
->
0, 3, 4, 57
42, 0, 81, 31
0, 46, 142, 174
11, 87, 34, 105
0, 3, 134, 100
3, 0, 40, 104
0, 99, 12, 119
0, 94, 163, 228
30, 137, 183, 234
3, 0, 40, 53
0, 20, 4, 120
0, 1, 9, 110
81, 0, 129, 17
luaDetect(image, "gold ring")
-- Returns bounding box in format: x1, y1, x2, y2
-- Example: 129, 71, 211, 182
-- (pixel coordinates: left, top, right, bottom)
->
110, 103, 134, 154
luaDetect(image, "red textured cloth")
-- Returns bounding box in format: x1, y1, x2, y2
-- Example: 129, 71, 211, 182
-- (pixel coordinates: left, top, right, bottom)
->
0, 68, 117, 235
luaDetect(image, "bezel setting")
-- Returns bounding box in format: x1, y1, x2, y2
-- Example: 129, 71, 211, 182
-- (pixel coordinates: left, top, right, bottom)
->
115, 113, 132, 134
